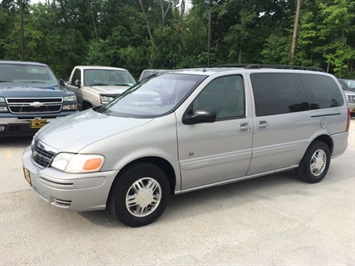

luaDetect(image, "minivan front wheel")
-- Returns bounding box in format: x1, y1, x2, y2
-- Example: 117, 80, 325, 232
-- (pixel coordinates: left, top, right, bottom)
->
108, 163, 170, 227
296, 141, 331, 183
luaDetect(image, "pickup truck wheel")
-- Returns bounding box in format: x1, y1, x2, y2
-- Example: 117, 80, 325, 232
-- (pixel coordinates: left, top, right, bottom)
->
296, 141, 330, 183
108, 163, 170, 227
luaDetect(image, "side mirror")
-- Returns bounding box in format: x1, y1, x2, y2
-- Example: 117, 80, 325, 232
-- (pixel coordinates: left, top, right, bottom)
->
74, 79, 81, 87
182, 108, 217, 125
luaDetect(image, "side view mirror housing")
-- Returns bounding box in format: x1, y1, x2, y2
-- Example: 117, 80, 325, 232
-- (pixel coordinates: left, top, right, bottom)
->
182, 108, 217, 125
74, 79, 81, 87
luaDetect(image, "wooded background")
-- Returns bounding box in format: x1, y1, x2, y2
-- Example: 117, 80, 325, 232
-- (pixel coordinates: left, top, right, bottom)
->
0, 0, 354, 80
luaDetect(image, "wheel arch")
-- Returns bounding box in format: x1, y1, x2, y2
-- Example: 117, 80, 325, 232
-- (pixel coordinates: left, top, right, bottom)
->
312, 134, 334, 155
108, 156, 177, 199
82, 100, 93, 110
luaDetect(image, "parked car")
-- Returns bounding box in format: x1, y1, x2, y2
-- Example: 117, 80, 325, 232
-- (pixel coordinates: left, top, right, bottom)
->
66, 66, 136, 110
23, 65, 350, 227
0, 60, 77, 136
338, 79, 355, 117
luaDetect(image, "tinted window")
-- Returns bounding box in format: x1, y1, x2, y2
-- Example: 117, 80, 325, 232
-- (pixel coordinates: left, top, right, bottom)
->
192, 75, 245, 119
301, 74, 344, 109
251, 73, 308, 116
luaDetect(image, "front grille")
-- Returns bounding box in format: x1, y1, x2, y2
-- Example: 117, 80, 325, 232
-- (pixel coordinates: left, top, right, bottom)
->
7, 98, 62, 103
32, 140, 57, 168
6, 97, 63, 114
9, 105, 61, 113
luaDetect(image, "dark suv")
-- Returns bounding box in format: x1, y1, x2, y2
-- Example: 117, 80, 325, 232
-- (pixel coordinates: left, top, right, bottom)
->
0, 60, 77, 136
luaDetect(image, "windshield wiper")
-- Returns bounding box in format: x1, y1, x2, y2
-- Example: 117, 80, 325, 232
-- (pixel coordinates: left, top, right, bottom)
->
113, 83, 131, 86
0, 80, 13, 82
89, 83, 107, 86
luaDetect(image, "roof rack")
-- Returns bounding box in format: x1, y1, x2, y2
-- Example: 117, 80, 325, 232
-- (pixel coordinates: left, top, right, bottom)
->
244, 64, 324, 72
202, 64, 324, 72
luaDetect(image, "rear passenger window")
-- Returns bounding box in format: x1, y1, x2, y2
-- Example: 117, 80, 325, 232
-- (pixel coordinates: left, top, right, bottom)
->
251, 73, 308, 116
300, 74, 344, 109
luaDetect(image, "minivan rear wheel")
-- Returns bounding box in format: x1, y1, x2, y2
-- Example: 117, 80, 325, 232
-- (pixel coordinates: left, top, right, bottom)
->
296, 141, 330, 183
108, 163, 170, 227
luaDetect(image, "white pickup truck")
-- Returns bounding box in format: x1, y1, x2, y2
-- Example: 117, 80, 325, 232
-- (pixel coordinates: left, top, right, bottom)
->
66, 66, 136, 110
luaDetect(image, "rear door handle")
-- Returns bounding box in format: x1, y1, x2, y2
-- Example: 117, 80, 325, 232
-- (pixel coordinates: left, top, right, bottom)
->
258, 121, 268, 129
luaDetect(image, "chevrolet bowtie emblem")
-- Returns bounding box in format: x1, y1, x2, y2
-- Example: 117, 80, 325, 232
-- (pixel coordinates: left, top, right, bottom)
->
29, 102, 44, 108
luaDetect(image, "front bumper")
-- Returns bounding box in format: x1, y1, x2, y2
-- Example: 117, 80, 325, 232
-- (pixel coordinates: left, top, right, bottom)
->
22, 146, 119, 212
0, 112, 77, 136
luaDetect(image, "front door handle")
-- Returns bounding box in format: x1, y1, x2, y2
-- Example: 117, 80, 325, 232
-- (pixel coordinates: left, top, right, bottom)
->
238, 123, 251, 133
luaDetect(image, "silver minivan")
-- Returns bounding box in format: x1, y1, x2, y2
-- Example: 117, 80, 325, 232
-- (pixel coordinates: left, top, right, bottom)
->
22, 66, 350, 227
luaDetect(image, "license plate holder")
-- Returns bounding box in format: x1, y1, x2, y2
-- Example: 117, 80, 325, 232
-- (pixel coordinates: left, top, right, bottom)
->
30, 119, 47, 129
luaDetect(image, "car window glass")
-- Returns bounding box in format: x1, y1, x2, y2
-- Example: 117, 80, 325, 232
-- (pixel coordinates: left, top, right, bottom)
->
84, 69, 135, 86
0, 63, 57, 85
301, 74, 344, 109
97, 73, 206, 118
192, 75, 245, 119
71, 69, 81, 85
251, 73, 308, 116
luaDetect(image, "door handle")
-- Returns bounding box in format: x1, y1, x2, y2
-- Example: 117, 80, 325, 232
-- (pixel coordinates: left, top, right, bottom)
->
258, 121, 268, 129
238, 123, 251, 133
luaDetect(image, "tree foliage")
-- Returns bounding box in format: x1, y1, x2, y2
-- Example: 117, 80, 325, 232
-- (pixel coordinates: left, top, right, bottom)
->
0, 0, 354, 79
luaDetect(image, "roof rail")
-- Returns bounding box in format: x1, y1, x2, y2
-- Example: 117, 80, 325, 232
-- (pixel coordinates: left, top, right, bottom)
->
244, 64, 324, 72
201, 63, 324, 72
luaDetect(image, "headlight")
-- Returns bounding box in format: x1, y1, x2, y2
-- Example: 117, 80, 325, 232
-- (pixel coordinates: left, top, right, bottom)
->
51, 153, 105, 173
0, 106, 8, 112
64, 95, 77, 102
0, 97, 5, 103
100, 96, 115, 104
62, 104, 77, 110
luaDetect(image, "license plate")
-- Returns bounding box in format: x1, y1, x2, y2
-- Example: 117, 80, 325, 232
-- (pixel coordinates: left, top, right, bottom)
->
30, 119, 47, 129
23, 168, 32, 186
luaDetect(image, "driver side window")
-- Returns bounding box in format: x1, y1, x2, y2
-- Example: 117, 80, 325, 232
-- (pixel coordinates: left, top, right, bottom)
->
192, 75, 245, 119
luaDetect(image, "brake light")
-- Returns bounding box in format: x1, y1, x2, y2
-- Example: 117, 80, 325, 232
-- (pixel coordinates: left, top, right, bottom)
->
346, 109, 350, 132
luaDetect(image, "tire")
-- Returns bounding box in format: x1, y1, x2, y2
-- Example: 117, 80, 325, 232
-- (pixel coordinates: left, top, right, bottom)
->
296, 140, 331, 183
108, 163, 170, 227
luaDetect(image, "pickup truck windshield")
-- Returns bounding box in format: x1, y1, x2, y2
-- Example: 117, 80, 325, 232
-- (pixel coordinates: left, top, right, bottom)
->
0, 63, 58, 86
97, 73, 206, 118
84, 69, 136, 86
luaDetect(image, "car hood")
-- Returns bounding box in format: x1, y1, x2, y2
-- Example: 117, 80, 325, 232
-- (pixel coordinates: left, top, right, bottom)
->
37, 109, 153, 152
0, 85, 70, 97
85, 85, 130, 95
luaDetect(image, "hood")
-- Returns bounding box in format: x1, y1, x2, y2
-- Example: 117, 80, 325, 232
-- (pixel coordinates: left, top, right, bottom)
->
37, 109, 153, 152
85, 85, 130, 96
0, 85, 69, 97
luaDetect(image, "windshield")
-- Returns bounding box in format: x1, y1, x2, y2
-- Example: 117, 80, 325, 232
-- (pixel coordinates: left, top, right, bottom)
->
96, 73, 206, 118
0, 63, 58, 86
341, 79, 355, 92
84, 69, 136, 86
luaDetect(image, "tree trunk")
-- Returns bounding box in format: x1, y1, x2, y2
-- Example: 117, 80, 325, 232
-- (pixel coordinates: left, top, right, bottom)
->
290, 0, 301, 64
138, 0, 153, 40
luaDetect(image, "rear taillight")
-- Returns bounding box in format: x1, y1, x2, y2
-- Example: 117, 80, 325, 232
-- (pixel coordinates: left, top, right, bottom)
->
346, 109, 350, 132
